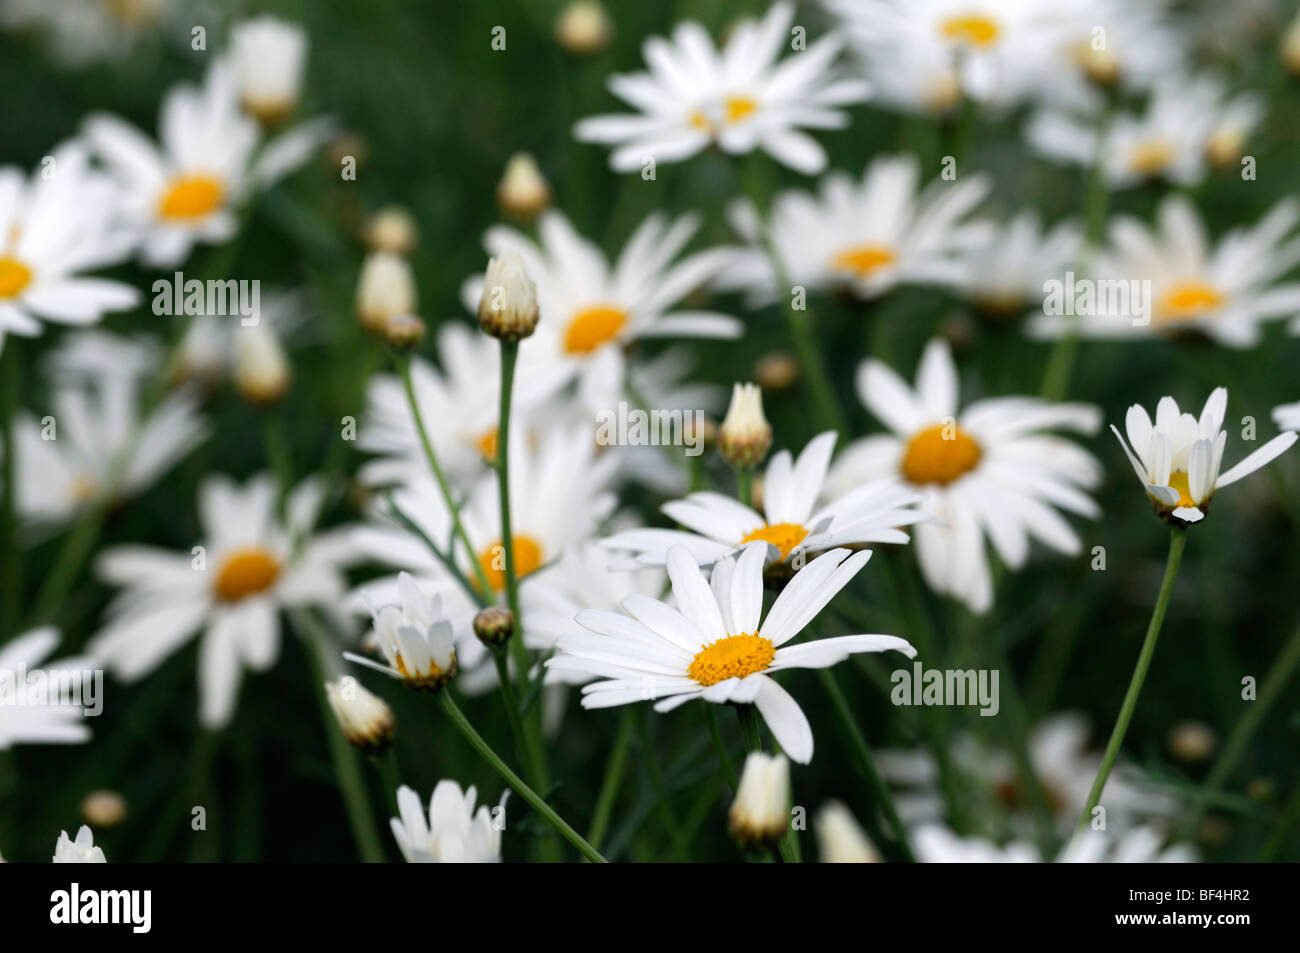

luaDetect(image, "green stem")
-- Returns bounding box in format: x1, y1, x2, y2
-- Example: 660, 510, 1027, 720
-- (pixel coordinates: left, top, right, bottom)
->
371, 747, 403, 814
262, 411, 293, 514
437, 692, 606, 863
1076, 527, 1187, 832
586, 708, 636, 851
489, 645, 548, 797
736, 467, 753, 508
27, 503, 107, 631
1, 340, 20, 640
707, 706, 738, 791
638, 709, 690, 861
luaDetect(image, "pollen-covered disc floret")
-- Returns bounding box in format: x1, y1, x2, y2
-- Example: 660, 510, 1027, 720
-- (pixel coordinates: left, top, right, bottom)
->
689, 634, 775, 686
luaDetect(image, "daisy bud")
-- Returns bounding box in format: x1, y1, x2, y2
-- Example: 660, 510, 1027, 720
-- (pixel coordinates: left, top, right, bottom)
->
1168, 721, 1216, 764
718, 383, 772, 469
325, 677, 396, 753
53, 826, 106, 863
754, 351, 799, 392
554, 0, 613, 56
497, 153, 552, 223
728, 752, 790, 849
683, 414, 717, 452
231, 16, 307, 124
381, 313, 427, 352
473, 606, 515, 648
1077, 45, 1119, 88
234, 326, 291, 406
363, 205, 419, 255
816, 801, 881, 863
81, 790, 128, 829
1206, 127, 1246, 171
357, 251, 417, 335
1283, 16, 1300, 76
478, 253, 540, 341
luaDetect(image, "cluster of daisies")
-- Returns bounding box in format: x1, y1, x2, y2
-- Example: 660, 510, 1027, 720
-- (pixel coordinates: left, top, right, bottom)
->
4, 0, 1300, 865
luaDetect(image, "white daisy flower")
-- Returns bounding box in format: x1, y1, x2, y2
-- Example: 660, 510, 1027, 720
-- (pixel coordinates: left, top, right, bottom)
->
0, 0, 169, 68
0, 627, 92, 749
390, 781, 507, 863
52, 825, 106, 863
461, 209, 739, 398
836, 33, 962, 118
827, 339, 1101, 614
344, 571, 457, 690
0, 141, 139, 355
14, 330, 207, 529
1273, 401, 1300, 433
953, 211, 1080, 320
88, 474, 354, 727
1058, 824, 1196, 864
912, 824, 1038, 863
84, 58, 332, 266
1111, 387, 1297, 525
574, 1, 869, 174
547, 542, 916, 763
229, 15, 308, 123
604, 430, 929, 571
719, 154, 992, 304
169, 288, 307, 388
1029, 196, 1300, 348
916, 821, 1195, 863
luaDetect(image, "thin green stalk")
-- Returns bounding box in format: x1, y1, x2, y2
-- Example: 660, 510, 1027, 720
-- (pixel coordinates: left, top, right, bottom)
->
385, 493, 485, 607
371, 746, 403, 814
586, 708, 636, 852
262, 411, 293, 514
437, 692, 606, 863
707, 706, 738, 791
27, 503, 107, 630
736, 467, 753, 508
1076, 527, 1187, 832
489, 645, 548, 794
638, 709, 690, 861
1, 340, 20, 640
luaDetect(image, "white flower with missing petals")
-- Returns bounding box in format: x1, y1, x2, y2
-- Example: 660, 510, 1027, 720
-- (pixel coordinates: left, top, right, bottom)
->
1111, 388, 1297, 525
390, 782, 506, 863
53, 826, 106, 863
548, 542, 916, 763
344, 572, 457, 690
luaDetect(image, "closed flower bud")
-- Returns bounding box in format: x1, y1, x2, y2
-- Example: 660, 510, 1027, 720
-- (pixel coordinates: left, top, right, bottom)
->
357, 251, 417, 335
555, 1, 613, 56
754, 351, 799, 392
1284, 15, 1300, 76
718, 383, 772, 469
231, 16, 307, 124
815, 801, 881, 862
234, 326, 291, 405
728, 752, 789, 849
364, 205, 419, 255
81, 790, 128, 829
478, 253, 540, 341
497, 153, 552, 222
1168, 721, 1216, 764
473, 606, 515, 647
325, 677, 396, 752
382, 313, 427, 352
1205, 126, 1246, 171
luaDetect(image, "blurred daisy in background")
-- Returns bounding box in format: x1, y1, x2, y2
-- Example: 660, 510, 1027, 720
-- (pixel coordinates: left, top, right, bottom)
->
720, 154, 991, 304
548, 542, 916, 763
0, 142, 139, 355
88, 474, 355, 727
0, 627, 93, 749
390, 781, 506, 863
815, 801, 881, 862
953, 211, 1080, 321
913, 822, 1194, 862
827, 339, 1102, 614
1111, 387, 1297, 525
1030, 196, 1300, 347
1273, 401, 1300, 432
52, 825, 106, 863
0, 0, 170, 68
574, 1, 869, 174
229, 15, 308, 124
833, 23, 961, 118
168, 289, 307, 391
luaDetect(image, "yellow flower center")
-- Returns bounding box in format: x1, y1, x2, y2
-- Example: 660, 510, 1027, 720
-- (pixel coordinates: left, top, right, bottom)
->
68, 474, 99, 504
901, 423, 982, 486
740, 522, 809, 561
0, 257, 33, 299
1167, 471, 1196, 508
474, 427, 499, 462
939, 14, 1001, 47
214, 547, 281, 601
688, 95, 758, 132
1128, 141, 1174, 177
688, 633, 776, 686
477, 534, 544, 593
564, 305, 628, 354
1155, 281, 1224, 324
158, 175, 226, 221
830, 243, 897, 279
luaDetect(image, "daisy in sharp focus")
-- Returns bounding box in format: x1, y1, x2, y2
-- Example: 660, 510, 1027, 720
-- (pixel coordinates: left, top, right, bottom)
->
603, 430, 930, 571
573, 1, 869, 174
1029, 195, 1300, 348
390, 782, 507, 863
547, 542, 916, 763
0, 141, 139, 355
826, 339, 1102, 614
719, 154, 991, 304
1111, 387, 1297, 525
0, 627, 93, 750
88, 474, 355, 727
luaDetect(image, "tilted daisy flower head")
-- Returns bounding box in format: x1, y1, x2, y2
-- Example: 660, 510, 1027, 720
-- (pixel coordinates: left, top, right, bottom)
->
1029, 196, 1300, 349
390, 781, 507, 863
0, 627, 93, 750
0, 141, 139, 354
85, 58, 332, 266
951, 210, 1080, 320
573, 1, 869, 174
345, 571, 457, 690
719, 154, 991, 304
88, 474, 353, 727
547, 542, 916, 763
603, 430, 929, 574
1111, 387, 1297, 525
826, 339, 1102, 614
462, 209, 739, 396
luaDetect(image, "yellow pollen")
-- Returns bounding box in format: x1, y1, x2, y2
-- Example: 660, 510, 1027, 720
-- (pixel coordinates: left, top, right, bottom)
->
1167, 471, 1196, 508
478, 534, 544, 593
393, 651, 455, 689
68, 474, 98, 504
689, 110, 712, 131
0, 257, 32, 299
214, 547, 281, 601
740, 522, 809, 561
1155, 281, 1224, 324
474, 427, 499, 462
688, 633, 775, 686
1128, 141, 1174, 177
939, 14, 1001, 47
158, 175, 225, 221
830, 244, 897, 279
563, 305, 628, 354
901, 423, 982, 486
724, 96, 758, 123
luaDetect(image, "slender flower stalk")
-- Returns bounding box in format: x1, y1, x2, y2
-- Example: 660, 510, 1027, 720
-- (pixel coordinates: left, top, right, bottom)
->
586, 708, 636, 853
437, 691, 607, 863
1, 342, 19, 641
1076, 526, 1187, 832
